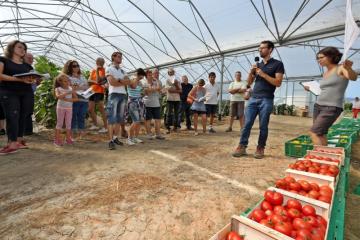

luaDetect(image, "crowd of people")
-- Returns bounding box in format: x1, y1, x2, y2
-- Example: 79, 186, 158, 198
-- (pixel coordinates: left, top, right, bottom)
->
0, 39, 358, 157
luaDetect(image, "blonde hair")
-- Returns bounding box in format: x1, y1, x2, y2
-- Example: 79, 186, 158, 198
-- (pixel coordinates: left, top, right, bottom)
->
53, 73, 69, 95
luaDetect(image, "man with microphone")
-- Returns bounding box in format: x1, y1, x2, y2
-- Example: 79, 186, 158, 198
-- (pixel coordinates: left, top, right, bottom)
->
232, 40, 284, 159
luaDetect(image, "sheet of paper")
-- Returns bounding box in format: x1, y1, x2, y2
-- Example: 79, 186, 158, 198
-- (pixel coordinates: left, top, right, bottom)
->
300, 81, 321, 96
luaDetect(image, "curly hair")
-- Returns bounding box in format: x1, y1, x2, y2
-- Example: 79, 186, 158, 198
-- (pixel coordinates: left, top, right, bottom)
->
4, 40, 27, 59
62, 60, 81, 76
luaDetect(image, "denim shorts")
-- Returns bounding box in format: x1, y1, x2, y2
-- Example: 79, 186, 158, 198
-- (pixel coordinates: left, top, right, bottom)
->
128, 98, 144, 123
106, 93, 127, 124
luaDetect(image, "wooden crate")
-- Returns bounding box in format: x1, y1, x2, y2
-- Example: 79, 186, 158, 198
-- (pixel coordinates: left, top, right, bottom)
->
313, 145, 345, 159
209, 215, 293, 240
305, 150, 344, 166
285, 169, 336, 189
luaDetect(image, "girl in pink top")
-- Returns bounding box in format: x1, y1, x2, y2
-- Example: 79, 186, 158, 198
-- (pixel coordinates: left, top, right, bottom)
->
54, 74, 78, 146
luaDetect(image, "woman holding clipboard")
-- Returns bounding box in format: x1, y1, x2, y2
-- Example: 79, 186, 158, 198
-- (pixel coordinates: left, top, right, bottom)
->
305, 47, 357, 146
0, 40, 39, 155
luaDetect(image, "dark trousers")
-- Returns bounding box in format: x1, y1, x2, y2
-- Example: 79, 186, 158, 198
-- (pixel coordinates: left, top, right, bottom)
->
166, 101, 180, 129
24, 113, 33, 135
178, 101, 192, 128
0, 90, 34, 142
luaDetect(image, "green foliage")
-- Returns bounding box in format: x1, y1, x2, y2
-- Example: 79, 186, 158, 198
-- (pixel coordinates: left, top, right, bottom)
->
83, 70, 90, 80
286, 104, 296, 116
34, 56, 61, 128
344, 102, 353, 111
276, 103, 287, 115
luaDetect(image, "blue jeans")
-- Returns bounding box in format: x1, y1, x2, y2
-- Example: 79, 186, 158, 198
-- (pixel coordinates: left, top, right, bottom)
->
106, 93, 127, 124
239, 97, 273, 148
72, 101, 88, 130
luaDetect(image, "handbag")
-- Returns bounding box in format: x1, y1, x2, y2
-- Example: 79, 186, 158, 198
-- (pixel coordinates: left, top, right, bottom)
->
186, 96, 194, 104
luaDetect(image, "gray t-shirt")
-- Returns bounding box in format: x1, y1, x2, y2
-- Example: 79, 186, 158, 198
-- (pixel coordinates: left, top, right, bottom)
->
142, 79, 162, 107
316, 67, 349, 108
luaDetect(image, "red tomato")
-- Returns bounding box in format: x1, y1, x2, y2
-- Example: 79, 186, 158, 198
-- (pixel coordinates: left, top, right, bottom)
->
316, 215, 328, 227
302, 205, 316, 217
310, 227, 326, 240
308, 166, 318, 173
309, 182, 320, 191
296, 229, 313, 240
286, 199, 302, 211
226, 231, 244, 240
261, 201, 273, 211
276, 179, 288, 190
251, 209, 266, 222
319, 168, 329, 175
289, 182, 302, 192
319, 185, 333, 195
274, 221, 293, 236
264, 191, 284, 206
308, 190, 320, 199
298, 190, 308, 196
293, 218, 312, 230
270, 214, 286, 224
303, 216, 319, 228
265, 209, 273, 216
290, 190, 299, 194
284, 176, 296, 183
260, 219, 274, 229
299, 180, 312, 192
287, 208, 302, 219
318, 195, 331, 203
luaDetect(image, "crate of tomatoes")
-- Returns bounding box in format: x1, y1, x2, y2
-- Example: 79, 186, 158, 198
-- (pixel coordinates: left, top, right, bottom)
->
303, 150, 343, 166
246, 187, 329, 240
275, 175, 334, 205
288, 160, 339, 181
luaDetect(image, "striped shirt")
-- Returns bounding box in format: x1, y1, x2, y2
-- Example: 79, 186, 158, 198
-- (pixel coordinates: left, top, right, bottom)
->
127, 83, 143, 99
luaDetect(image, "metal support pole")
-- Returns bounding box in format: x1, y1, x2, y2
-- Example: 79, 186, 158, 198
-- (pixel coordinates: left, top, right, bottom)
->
218, 55, 225, 120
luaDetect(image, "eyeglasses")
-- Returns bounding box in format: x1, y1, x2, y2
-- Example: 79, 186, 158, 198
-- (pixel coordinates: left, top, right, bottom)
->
258, 47, 268, 51
72, 65, 79, 68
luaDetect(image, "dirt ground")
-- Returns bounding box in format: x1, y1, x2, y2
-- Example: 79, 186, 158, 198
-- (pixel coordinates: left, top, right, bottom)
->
0, 115, 359, 240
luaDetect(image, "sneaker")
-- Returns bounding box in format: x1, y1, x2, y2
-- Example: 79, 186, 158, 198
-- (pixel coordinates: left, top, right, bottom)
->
66, 138, 74, 145
0, 129, 5, 135
155, 135, 165, 140
146, 134, 154, 140
98, 127, 108, 133
127, 138, 136, 146
225, 127, 232, 132
17, 140, 29, 149
232, 145, 247, 157
0, 145, 18, 155
113, 138, 123, 146
209, 128, 216, 133
53, 139, 63, 147
254, 146, 265, 159
166, 129, 171, 134
133, 137, 144, 143
89, 125, 99, 130
108, 141, 116, 150
194, 131, 199, 136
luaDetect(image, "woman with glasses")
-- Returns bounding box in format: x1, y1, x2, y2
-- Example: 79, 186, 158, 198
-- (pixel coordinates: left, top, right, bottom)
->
63, 60, 89, 140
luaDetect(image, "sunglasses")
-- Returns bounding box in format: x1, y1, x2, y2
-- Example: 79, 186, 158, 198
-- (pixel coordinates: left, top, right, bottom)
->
72, 65, 79, 68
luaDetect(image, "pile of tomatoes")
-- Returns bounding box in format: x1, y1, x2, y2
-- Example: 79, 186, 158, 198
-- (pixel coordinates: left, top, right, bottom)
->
275, 176, 333, 203
304, 154, 340, 164
288, 160, 339, 177
249, 190, 328, 240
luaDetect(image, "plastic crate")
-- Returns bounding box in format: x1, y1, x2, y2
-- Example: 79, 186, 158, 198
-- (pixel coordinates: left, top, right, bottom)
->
285, 135, 313, 158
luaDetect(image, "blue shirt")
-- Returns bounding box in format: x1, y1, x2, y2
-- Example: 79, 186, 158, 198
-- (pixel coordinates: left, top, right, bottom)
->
252, 58, 284, 99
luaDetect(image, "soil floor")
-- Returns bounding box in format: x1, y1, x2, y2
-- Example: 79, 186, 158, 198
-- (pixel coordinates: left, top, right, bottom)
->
0, 115, 359, 240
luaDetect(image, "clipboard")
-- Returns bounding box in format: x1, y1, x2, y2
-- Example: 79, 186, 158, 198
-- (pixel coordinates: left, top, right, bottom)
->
300, 81, 321, 96
13, 71, 44, 78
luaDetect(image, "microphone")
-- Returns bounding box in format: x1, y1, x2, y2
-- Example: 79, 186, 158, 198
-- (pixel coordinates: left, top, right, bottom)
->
254, 56, 260, 67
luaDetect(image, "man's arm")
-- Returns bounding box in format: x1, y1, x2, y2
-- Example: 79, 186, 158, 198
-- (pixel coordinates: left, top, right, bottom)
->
256, 69, 283, 87
107, 74, 130, 87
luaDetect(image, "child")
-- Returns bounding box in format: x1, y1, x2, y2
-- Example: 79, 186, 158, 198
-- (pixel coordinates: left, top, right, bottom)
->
188, 79, 207, 135
54, 73, 78, 146
127, 68, 146, 145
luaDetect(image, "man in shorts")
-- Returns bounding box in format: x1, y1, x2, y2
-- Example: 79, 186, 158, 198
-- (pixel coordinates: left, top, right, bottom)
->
226, 71, 247, 132
204, 72, 219, 133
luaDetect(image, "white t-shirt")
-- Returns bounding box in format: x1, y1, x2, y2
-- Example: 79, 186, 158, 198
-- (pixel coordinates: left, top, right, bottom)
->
228, 80, 248, 102
105, 64, 127, 94
353, 100, 360, 109
205, 82, 219, 105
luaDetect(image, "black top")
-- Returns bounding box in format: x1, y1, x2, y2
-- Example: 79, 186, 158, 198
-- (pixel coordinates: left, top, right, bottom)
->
252, 58, 285, 99
180, 82, 193, 102
0, 56, 33, 92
